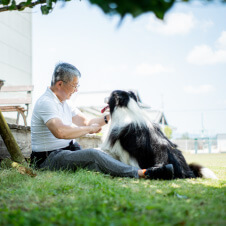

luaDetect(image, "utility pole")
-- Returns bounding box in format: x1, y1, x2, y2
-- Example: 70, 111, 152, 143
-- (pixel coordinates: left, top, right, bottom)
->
201, 112, 205, 137
161, 93, 164, 111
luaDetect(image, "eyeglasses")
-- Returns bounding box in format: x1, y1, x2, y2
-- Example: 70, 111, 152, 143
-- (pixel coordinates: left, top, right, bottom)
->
62, 80, 80, 90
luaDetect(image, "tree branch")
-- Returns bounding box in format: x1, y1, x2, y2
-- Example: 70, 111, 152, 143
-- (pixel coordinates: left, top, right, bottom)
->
0, 0, 47, 13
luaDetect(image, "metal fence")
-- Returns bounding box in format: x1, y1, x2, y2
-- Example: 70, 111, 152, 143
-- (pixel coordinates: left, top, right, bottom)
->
172, 137, 225, 154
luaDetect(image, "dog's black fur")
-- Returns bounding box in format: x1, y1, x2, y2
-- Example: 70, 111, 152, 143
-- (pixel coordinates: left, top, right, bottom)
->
101, 90, 217, 179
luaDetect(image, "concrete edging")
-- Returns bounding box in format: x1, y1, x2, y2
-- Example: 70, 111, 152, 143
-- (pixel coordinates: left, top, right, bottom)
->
0, 123, 103, 159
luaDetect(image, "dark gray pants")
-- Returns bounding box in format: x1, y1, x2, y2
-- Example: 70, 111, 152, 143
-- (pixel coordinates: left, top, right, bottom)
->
39, 148, 139, 178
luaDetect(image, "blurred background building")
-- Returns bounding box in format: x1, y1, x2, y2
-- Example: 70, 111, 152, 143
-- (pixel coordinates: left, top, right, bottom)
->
0, 9, 32, 124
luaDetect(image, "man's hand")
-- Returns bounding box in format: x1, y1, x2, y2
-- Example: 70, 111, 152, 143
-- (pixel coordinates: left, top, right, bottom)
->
89, 123, 102, 134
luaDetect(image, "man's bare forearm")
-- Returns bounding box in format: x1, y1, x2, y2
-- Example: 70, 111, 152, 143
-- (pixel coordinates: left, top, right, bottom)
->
46, 118, 100, 139
56, 125, 93, 139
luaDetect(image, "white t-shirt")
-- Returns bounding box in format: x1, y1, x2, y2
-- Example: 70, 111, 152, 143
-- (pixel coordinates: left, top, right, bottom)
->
31, 87, 80, 152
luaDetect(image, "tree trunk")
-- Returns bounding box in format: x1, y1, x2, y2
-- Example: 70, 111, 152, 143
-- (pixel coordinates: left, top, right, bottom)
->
1, 158, 36, 177
0, 110, 25, 163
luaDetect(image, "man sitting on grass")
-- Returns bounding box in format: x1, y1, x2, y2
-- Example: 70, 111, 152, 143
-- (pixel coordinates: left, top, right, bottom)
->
30, 62, 174, 180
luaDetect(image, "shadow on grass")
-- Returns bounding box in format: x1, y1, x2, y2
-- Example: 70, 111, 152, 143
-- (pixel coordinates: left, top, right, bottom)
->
0, 168, 225, 225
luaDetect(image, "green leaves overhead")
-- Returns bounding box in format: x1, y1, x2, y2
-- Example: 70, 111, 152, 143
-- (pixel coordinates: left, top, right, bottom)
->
88, 0, 175, 19
39, 0, 175, 19
1, 0, 10, 5
0, 0, 226, 19
8, 0, 16, 10
41, 4, 49, 14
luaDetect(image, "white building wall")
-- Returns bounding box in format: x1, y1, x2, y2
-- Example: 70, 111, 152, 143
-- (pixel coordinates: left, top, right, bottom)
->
0, 9, 32, 86
0, 9, 32, 125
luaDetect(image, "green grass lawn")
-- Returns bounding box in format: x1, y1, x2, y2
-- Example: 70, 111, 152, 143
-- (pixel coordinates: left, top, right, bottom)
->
0, 153, 225, 226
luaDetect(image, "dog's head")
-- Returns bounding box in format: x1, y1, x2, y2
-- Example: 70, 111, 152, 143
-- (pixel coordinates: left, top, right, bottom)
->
107, 90, 138, 115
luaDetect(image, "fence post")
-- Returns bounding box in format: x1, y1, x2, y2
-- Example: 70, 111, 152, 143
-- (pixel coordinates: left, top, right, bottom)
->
208, 137, 211, 153
194, 138, 198, 154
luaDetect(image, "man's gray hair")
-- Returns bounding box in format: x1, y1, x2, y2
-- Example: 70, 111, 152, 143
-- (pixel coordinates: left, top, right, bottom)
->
51, 62, 81, 86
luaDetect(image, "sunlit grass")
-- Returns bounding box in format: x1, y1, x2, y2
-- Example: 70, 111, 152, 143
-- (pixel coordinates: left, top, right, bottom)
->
0, 153, 225, 225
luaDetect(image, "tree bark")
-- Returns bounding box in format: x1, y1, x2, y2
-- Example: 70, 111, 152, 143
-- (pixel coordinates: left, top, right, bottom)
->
1, 158, 36, 177
0, 110, 25, 164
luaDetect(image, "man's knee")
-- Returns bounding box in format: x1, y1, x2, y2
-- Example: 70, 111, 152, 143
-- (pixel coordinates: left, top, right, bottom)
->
86, 149, 104, 161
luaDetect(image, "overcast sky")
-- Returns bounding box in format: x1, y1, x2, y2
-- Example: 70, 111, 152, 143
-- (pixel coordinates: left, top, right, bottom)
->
32, 0, 226, 137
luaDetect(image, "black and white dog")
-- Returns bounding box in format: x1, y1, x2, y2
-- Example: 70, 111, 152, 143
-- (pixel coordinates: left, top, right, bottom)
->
101, 90, 217, 179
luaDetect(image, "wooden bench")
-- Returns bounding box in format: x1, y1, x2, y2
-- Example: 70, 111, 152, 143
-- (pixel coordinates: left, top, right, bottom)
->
0, 86, 33, 126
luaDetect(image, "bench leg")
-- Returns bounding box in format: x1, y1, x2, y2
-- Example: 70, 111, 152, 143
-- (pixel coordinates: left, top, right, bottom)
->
16, 110, 27, 126
16, 111, 20, 125
21, 112, 27, 126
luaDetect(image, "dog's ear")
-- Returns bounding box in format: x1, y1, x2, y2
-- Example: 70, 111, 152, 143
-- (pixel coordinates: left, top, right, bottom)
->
128, 91, 138, 102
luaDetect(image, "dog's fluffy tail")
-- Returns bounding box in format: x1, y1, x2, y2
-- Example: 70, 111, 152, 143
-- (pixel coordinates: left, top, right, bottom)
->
189, 163, 218, 179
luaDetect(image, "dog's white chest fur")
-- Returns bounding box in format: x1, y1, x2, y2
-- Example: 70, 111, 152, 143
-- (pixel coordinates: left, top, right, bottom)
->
102, 139, 140, 168
101, 99, 150, 169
